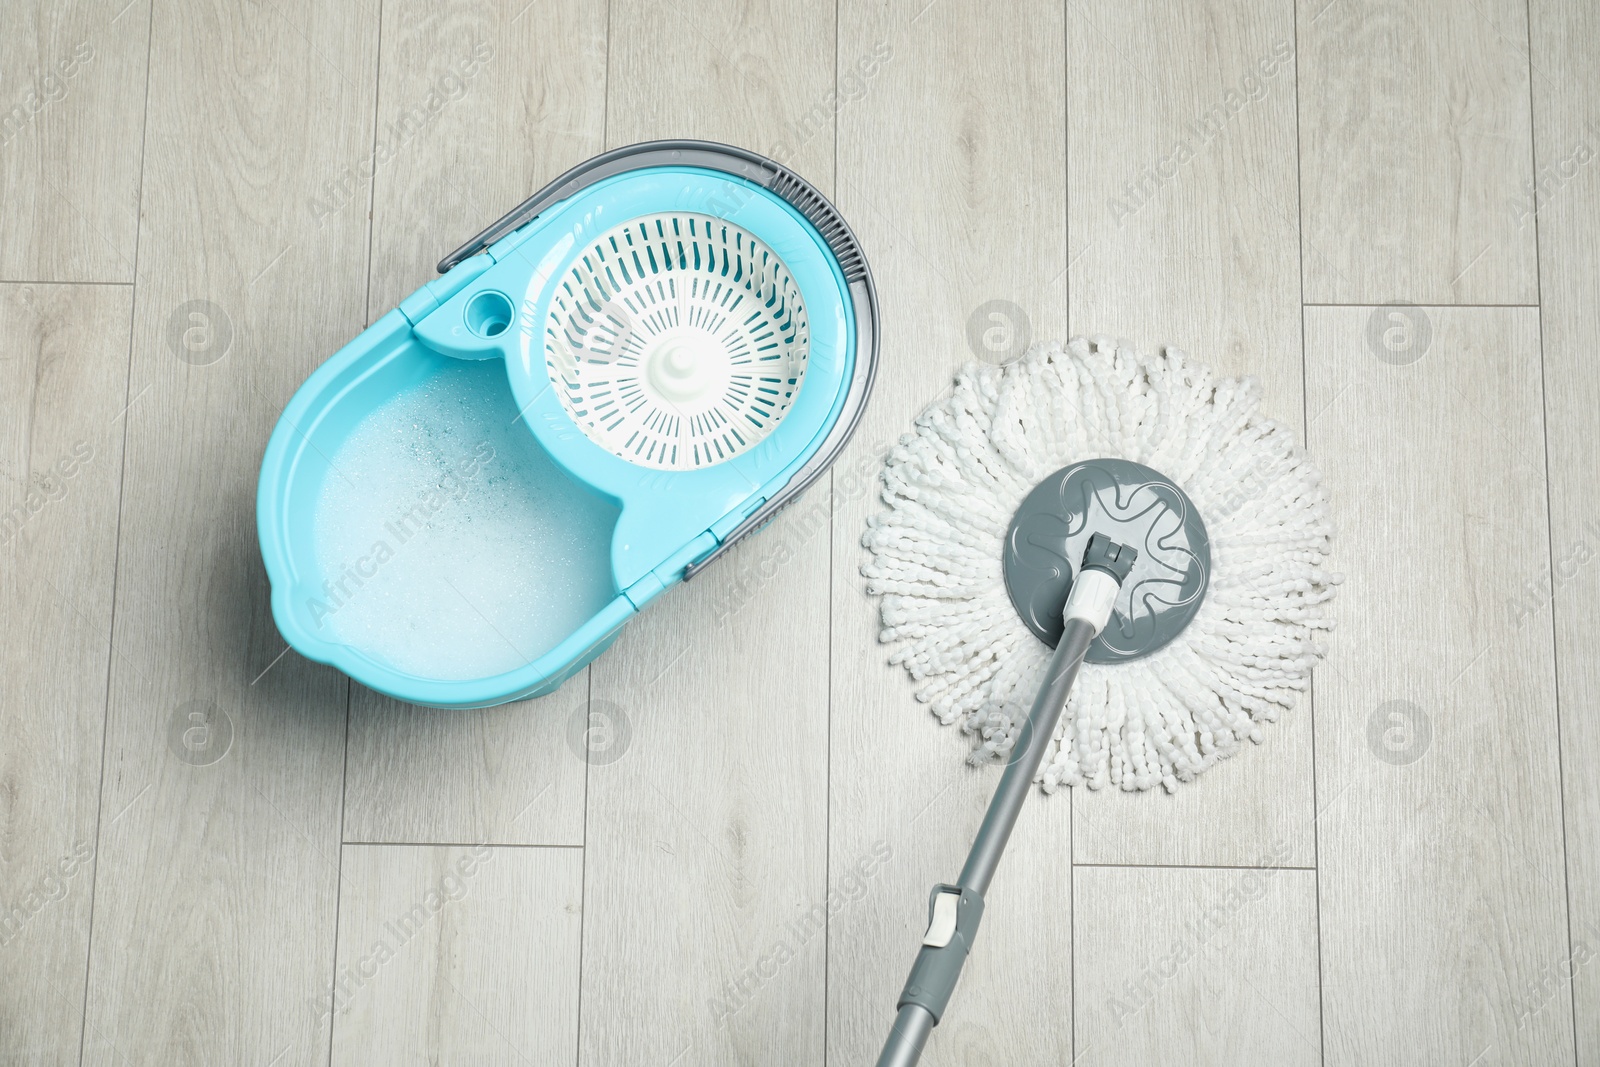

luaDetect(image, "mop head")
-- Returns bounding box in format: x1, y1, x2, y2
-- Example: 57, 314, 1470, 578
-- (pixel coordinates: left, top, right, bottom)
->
861, 336, 1339, 793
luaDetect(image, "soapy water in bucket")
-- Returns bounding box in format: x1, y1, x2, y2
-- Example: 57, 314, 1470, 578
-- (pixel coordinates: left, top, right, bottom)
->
310, 361, 618, 681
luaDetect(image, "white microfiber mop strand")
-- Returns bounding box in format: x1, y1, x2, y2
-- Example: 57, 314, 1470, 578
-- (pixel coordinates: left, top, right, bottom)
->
861, 336, 1340, 793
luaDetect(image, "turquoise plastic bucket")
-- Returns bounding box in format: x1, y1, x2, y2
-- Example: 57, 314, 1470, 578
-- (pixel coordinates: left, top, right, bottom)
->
257, 142, 878, 708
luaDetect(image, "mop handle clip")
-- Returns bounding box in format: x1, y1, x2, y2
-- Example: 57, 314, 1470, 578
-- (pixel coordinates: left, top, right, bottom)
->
895, 884, 986, 1024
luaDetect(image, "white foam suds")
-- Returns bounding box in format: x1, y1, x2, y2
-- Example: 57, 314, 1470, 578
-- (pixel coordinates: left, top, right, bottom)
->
311, 360, 617, 682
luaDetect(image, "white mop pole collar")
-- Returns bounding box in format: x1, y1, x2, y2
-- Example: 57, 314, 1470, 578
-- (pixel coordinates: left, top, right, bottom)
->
1064, 570, 1120, 635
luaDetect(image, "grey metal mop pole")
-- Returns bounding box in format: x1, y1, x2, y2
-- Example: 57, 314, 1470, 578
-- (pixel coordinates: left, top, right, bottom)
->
875, 534, 1135, 1067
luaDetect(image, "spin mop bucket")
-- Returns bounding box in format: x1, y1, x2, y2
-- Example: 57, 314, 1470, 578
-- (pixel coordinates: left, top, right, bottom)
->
257, 141, 878, 707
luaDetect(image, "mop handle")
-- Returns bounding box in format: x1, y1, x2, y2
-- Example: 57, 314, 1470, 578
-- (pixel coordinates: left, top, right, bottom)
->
875, 534, 1136, 1067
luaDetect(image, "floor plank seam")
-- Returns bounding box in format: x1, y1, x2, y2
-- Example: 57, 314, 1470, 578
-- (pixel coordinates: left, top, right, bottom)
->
1303, 302, 1540, 309
1522, 2, 1582, 1060
0, 279, 135, 287
1290, 3, 1330, 1062
341, 841, 587, 849
1072, 862, 1318, 872
73, 3, 157, 1063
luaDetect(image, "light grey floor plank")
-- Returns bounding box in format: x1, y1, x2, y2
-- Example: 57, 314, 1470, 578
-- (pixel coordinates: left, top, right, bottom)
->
828, 1, 1073, 1064
343, 700, 587, 846
576, 3, 838, 1064
1296, 0, 1537, 304
0, 0, 148, 283
76, 0, 379, 1062
1067, 0, 1316, 869
0, 283, 130, 1064
1074, 865, 1321, 1067
328, 844, 582, 1067
1530, 1, 1600, 1061
1306, 305, 1574, 1066
341, 0, 606, 848
1069, 0, 1303, 415
360, 0, 609, 316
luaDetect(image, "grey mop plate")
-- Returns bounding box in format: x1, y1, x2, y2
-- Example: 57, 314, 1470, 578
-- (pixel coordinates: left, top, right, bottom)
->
1002, 459, 1211, 663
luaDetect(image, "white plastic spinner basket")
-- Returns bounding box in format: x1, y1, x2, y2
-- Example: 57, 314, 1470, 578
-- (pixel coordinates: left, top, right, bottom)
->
545, 211, 810, 471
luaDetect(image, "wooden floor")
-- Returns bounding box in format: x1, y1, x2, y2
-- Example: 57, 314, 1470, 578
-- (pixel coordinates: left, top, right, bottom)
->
2, 0, 1596, 1063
